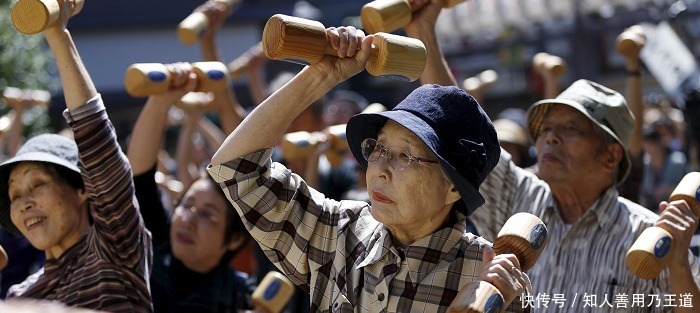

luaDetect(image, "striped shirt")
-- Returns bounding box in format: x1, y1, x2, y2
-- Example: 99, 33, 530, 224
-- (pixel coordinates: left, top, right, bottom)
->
207, 148, 527, 313
471, 149, 700, 312
7, 96, 153, 312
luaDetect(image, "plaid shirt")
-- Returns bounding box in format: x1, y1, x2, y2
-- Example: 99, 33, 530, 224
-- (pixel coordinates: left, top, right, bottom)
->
208, 148, 526, 313
472, 149, 700, 312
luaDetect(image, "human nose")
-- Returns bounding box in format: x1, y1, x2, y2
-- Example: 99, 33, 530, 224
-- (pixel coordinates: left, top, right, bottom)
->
543, 127, 561, 146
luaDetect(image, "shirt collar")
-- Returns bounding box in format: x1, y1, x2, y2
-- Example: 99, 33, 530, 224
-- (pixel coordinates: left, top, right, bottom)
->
546, 186, 620, 231
356, 212, 469, 285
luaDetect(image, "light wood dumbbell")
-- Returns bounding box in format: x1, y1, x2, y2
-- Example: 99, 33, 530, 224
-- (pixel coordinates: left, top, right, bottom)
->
361, 0, 465, 34
263, 14, 426, 82
616, 25, 646, 59
252, 271, 295, 313
178, 0, 240, 45
124, 62, 230, 97
281, 124, 350, 168
532, 52, 567, 80
627, 172, 700, 279
11, 0, 85, 34
448, 213, 548, 313
175, 92, 216, 112
228, 42, 264, 80
3, 87, 51, 107
463, 69, 498, 100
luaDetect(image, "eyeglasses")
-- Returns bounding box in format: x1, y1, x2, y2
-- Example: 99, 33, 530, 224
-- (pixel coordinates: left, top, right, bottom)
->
361, 138, 439, 170
174, 202, 220, 224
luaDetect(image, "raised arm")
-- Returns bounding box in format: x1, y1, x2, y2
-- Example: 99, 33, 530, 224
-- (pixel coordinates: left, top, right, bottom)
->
43, 0, 149, 267
211, 28, 374, 165
404, 0, 458, 87
197, 1, 246, 134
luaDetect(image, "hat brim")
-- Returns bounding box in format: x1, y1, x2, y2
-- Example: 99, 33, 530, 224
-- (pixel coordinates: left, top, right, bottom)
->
526, 99, 631, 185
0, 152, 82, 236
347, 111, 484, 216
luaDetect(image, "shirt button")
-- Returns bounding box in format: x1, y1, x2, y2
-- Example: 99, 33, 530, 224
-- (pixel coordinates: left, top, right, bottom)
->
378, 293, 385, 301
334, 303, 339, 309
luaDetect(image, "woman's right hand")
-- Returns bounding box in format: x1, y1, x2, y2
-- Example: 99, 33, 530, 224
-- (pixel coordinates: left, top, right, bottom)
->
309, 26, 374, 84
478, 246, 529, 306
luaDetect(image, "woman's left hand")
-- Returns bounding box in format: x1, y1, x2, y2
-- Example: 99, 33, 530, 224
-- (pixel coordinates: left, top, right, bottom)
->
309, 26, 374, 84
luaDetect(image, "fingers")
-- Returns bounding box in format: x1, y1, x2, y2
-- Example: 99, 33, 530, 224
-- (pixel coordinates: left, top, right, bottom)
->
326, 26, 364, 58
482, 245, 496, 264
165, 63, 195, 88
479, 253, 526, 303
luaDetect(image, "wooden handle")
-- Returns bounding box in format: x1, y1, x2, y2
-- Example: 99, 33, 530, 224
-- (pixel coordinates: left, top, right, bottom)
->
448, 213, 547, 312
11, 0, 84, 35
252, 271, 295, 313
616, 25, 646, 59
262, 14, 426, 81
177, 0, 240, 45
532, 52, 567, 79
626, 172, 700, 279
361, 0, 465, 34
124, 62, 230, 97
0, 244, 7, 271
3, 87, 51, 107
228, 42, 264, 80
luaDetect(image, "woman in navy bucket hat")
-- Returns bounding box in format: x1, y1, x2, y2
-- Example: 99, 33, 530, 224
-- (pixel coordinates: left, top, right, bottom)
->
207, 14, 529, 312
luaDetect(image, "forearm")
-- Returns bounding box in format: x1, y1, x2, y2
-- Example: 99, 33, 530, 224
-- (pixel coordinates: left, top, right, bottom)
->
213, 88, 245, 134
197, 117, 226, 148
405, 27, 458, 87
44, 29, 97, 110
127, 98, 171, 175
625, 59, 644, 157
248, 70, 267, 105
669, 263, 700, 313
7, 109, 24, 157
200, 37, 220, 62
211, 67, 339, 165
543, 76, 559, 100
177, 114, 199, 187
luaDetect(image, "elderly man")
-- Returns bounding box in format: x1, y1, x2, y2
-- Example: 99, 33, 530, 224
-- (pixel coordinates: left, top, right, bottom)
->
405, 0, 700, 312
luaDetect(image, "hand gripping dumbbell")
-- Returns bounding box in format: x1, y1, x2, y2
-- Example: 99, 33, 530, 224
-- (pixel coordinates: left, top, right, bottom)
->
3, 87, 51, 107
262, 14, 427, 82
626, 172, 700, 279
616, 25, 646, 60
124, 62, 229, 97
11, 0, 85, 34
448, 213, 548, 313
228, 42, 264, 80
532, 52, 567, 80
178, 0, 240, 45
361, 0, 465, 34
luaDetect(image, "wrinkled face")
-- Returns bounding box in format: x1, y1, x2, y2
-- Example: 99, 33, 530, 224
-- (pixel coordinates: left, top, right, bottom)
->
365, 121, 457, 236
170, 178, 231, 269
8, 162, 88, 253
534, 105, 608, 184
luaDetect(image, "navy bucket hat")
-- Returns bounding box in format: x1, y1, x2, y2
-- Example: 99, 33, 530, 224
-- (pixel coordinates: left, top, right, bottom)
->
0, 134, 82, 235
346, 84, 500, 216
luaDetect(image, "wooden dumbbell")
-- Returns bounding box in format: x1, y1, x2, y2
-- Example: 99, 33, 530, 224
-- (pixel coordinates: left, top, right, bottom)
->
124, 62, 230, 97
228, 42, 264, 80
3, 87, 51, 107
252, 271, 295, 313
262, 14, 426, 82
361, 0, 465, 34
616, 25, 646, 59
463, 69, 498, 96
626, 172, 700, 279
178, 0, 240, 45
448, 213, 548, 313
0, 112, 17, 135
174, 92, 216, 112
11, 0, 85, 34
281, 125, 350, 168
532, 52, 567, 80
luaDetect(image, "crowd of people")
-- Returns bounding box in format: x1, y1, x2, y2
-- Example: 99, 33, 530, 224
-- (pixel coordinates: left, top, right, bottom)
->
0, 0, 699, 312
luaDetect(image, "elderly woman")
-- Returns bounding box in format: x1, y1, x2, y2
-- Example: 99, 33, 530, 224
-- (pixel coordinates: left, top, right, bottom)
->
208, 24, 529, 312
0, 1, 151, 311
